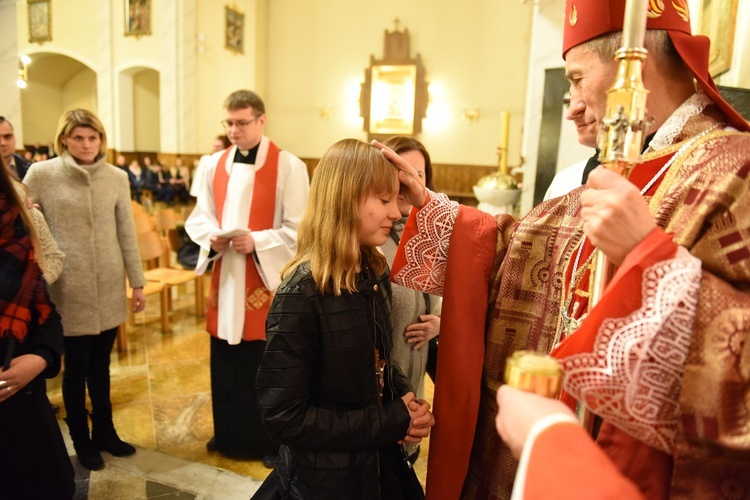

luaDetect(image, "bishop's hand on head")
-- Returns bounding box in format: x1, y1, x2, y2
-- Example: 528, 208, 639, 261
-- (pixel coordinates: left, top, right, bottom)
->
372, 140, 427, 209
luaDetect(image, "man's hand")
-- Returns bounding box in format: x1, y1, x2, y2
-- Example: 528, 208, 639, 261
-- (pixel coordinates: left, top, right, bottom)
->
231, 233, 255, 254
372, 140, 427, 209
495, 385, 577, 458
404, 314, 440, 350
580, 167, 656, 266
131, 287, 147, 312
210, 235, 230, 253
0, 355, 47, 404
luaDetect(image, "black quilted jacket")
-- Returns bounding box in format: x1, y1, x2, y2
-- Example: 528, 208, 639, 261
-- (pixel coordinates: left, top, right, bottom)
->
257, 262, 413, 499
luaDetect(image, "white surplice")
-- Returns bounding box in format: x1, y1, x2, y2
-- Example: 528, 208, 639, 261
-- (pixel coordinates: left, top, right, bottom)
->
185, 136, 309, 345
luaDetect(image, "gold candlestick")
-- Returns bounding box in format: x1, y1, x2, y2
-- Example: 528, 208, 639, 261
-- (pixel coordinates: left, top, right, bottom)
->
499, 110, 510, 175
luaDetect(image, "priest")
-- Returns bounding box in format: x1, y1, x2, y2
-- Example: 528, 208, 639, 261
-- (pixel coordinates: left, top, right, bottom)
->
186, 89, 309, 465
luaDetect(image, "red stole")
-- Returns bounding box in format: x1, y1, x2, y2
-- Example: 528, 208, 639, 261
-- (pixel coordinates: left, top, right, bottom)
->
206, 143, 280, 342
391, 199, 498, 500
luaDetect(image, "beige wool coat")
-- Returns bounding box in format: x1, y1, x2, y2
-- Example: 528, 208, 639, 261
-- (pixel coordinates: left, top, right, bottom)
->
23, 152, 146, 336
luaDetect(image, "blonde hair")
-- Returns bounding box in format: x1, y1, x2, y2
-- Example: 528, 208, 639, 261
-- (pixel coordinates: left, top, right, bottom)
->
55, 109, 108, 158
0, 155, 44, 269
283, 139, 398, 295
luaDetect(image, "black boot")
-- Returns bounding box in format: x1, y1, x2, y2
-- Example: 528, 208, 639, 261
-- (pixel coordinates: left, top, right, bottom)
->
63, 375, 104, 471
89, 375, 136, 457
91, 416, 136, 457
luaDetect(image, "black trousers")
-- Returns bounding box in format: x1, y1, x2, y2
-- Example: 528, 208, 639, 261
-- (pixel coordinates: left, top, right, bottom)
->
62, 327, 119, 424
210, 336, 277, 457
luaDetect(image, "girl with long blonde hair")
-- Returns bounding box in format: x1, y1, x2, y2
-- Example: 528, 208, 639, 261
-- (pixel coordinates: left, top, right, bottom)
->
255, 139, 434, 499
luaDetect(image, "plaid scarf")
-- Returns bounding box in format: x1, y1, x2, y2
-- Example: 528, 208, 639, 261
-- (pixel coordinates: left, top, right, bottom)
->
0, 193, 51, 341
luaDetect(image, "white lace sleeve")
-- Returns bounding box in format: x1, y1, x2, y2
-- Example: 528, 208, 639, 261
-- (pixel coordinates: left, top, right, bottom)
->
560, 246, 702, 453
391, 191, 459, 296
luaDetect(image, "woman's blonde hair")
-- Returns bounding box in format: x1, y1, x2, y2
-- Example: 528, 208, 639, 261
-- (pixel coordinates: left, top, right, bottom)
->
54, 109, 108, 158
283, 138, 398, 295
0, 155, 44, 269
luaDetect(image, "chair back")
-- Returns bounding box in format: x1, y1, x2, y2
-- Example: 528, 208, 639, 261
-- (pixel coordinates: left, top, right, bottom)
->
133, 211, 155, 235
137, 230, 166, 264
155, 209, 178, 233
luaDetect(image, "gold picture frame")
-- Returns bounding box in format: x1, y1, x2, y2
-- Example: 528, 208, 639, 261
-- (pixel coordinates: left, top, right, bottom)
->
225, 5, 245, 54
28, 0, 52, 44
368, 65, 418, 135
125, 0, 152, 37
699, 0, 739, 77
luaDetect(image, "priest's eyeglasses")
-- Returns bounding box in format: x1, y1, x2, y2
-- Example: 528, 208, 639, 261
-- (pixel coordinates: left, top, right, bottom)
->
221, 117, 261, 129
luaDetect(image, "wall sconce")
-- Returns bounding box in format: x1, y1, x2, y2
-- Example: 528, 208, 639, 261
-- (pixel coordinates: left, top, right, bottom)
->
463, 108, 480, 123
17, 54, 31, 89
196, 33, 206, 54
318, 106, 332, 121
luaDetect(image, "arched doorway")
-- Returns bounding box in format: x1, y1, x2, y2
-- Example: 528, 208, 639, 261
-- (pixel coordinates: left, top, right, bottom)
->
20, 52, 96, 153
118, 66, 161, 153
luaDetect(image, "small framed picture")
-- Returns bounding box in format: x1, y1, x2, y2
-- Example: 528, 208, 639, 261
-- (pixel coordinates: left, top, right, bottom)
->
699, 0, 739, 77
125, 0, 152, 37
28, 0, 52, 44
225, 5, 245, 54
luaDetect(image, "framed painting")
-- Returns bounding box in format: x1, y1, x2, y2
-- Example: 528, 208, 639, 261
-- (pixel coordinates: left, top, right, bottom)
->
28, 0, 52, 44
698, 0, 739, 77
368, 65, 417, 135
225, 5, 245, 54
125, 0, 152, 37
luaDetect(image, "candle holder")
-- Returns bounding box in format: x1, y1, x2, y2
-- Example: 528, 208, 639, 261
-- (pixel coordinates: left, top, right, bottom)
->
504, 350, 563, 398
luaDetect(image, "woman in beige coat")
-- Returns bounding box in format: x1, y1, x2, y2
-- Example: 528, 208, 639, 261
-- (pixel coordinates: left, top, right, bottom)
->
23, 109, 147, 471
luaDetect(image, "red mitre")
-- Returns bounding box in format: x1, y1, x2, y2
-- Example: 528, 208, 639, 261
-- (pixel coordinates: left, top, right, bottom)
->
562, 0, 749, 132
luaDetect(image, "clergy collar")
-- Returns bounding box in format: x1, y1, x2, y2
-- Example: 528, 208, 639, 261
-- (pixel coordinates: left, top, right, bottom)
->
233, 144, 260, 164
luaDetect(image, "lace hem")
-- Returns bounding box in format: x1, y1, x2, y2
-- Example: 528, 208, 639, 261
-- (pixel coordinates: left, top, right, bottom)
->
560, 246, 701, 453
391, 191, 459, 296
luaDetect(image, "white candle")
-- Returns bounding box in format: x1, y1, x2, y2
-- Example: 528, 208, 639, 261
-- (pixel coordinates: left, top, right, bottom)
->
622, 0, 649, 49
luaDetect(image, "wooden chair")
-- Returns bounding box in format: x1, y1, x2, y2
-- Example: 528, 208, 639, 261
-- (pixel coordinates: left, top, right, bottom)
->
155, 208, 178, 234
117, 278, 169, 352
137, 229, 205, 317
132, 210, 156, 236
154, 209, 179, 265
131, 199, 144, 214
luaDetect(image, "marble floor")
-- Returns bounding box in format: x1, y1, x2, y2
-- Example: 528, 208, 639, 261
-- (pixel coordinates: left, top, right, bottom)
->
46, 279, 433, 499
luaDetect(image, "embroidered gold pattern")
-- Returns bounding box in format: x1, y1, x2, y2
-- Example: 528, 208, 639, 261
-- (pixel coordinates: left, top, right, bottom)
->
569, 5, 577, 26
245, 287, 272, 310
208, 286, 219, 309
648, 0, 665, 18
672, 0, 689, 22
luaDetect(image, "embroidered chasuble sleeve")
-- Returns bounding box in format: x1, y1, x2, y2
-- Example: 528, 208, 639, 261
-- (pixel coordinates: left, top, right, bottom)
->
391, 190, 520, 500
513, 418, 643, 500
554, 152, 750, 463
252, 151, 309, 291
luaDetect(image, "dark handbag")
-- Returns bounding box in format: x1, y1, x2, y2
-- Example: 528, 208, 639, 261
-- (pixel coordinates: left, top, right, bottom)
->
250, 468, 282, 500
379, 443, 425, 500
